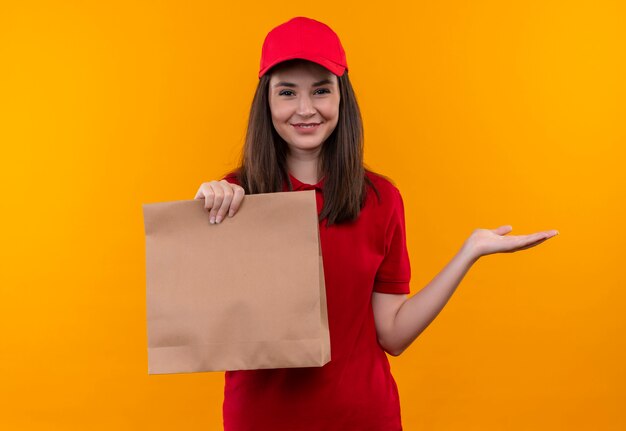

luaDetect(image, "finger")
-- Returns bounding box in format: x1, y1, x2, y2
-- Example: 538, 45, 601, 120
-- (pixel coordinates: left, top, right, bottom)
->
510, 236, 549, 252
228, 186, 246, 217
503, 233, 551, 253
524, 230, 559, 240
492, 225, 513, 235
208, 183, 224, 224
531, 232, 553, 241
214, 181, 234, 223
518, 232, 550, 247
194, 186, 205, 200
201, 184, 216, 213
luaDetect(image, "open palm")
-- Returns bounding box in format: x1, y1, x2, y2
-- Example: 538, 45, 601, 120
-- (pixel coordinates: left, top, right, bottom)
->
467, 225, 559, 258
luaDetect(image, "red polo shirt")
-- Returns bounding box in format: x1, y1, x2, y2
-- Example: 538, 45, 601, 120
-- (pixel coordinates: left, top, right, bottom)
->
221, 170, 411, 431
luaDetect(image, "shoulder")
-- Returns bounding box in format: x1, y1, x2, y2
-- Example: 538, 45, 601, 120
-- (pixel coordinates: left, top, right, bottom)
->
220, 169, 242, 186
365, 170, 400, 190
365, 170, 403, 207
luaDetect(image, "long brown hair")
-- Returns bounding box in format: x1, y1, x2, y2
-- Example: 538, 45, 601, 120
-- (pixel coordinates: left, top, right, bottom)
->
224, 59, 383, 226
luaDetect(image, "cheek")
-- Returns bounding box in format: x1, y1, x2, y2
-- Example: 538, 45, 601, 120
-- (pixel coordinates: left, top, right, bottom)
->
321, 106, 340, 136
322, 96, 340, 117
269, 103, 291, 124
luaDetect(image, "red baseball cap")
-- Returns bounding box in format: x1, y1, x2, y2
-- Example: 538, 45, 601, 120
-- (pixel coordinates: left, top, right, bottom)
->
258, 17, 348, 79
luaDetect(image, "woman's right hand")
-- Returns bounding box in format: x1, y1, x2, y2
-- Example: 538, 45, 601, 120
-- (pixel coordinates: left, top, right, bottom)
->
194, 180, 246, 224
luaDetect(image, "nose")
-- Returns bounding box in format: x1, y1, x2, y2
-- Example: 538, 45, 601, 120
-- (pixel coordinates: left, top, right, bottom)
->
296, 94, 316, 117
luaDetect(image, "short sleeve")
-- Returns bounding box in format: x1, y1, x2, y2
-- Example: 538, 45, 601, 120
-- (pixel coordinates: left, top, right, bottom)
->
220, 171, 241, 186
373, 186, 411, 294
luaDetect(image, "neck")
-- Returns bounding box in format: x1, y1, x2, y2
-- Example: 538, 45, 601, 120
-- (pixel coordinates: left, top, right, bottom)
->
287, 148, 322, 184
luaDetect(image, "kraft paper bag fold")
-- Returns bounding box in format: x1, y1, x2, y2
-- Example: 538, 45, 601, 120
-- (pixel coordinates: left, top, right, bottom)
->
142, 190, 330, 374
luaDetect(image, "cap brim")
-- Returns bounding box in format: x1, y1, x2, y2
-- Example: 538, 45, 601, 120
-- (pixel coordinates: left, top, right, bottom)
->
259, 55, 346, 78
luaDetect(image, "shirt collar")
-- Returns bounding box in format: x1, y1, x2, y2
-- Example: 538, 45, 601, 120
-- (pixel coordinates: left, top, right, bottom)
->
287, 172, 325, 191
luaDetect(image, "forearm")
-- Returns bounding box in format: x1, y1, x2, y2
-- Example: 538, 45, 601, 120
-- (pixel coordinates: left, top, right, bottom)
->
387, 244, 479, 356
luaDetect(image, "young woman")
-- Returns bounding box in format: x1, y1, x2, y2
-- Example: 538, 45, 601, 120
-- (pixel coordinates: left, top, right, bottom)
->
194, 16, 558, 431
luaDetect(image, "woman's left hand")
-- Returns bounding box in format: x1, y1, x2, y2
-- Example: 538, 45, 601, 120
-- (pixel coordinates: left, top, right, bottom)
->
463, 225, 559, 260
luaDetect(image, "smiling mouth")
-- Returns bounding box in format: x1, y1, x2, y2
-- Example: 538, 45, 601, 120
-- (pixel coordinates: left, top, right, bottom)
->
292, 122, 321, 128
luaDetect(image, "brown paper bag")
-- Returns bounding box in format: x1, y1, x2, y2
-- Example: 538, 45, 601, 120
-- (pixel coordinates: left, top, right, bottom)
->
142, 190, 330, 374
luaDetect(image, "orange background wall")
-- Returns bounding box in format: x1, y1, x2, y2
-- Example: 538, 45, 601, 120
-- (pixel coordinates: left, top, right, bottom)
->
1, 1, 625, 429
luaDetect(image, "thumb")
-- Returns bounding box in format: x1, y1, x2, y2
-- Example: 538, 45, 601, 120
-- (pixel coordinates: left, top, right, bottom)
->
492, 225, 513, 236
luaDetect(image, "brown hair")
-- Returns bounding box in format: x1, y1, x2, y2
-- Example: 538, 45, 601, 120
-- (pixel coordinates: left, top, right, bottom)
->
224, 59, 385, 226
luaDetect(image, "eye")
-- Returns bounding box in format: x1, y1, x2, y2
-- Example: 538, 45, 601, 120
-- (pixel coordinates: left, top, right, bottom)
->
278, 88, 330, 96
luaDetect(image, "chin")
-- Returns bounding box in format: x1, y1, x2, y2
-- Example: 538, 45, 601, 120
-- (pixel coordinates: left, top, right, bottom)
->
290, 142, 324, 151
283, 135, 324, 148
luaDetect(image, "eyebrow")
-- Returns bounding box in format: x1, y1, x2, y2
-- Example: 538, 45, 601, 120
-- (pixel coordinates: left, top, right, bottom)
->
272, 79, 334, 88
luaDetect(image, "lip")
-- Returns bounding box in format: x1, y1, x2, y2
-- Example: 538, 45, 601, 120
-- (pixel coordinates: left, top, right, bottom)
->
291, 122, 322, 133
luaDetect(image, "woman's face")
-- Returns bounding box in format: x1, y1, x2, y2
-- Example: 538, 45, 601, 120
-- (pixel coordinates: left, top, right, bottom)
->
268, 61, 340, 156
